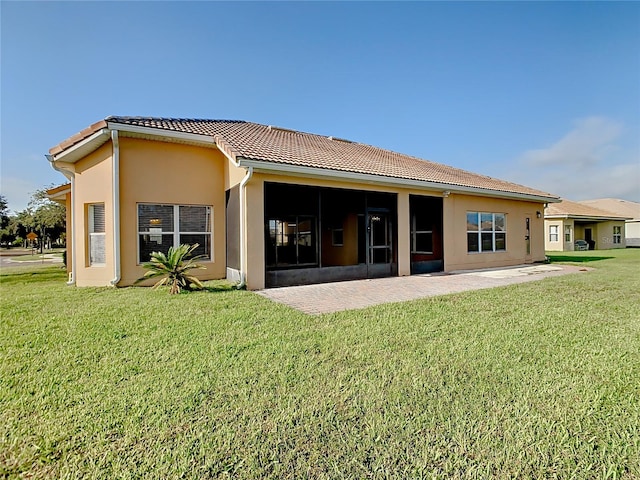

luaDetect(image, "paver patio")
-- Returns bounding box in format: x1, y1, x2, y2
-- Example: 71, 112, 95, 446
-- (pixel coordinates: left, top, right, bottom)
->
257, 264, 590, 314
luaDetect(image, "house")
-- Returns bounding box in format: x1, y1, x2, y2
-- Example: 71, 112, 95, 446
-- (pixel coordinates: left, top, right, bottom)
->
578, 198, 640, 248
46, 116, 560, 290
544, 199, 630, 251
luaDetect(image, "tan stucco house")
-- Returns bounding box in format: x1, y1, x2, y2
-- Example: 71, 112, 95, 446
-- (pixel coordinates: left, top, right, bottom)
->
46, 116, 560, 290
579, 198, 640, 248
544, 199, 630, 251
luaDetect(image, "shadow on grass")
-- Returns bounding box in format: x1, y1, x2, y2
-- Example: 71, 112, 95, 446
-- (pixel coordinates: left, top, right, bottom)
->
547, 255, 614, 263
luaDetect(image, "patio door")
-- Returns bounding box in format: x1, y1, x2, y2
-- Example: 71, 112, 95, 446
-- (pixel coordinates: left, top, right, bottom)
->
367, 211, 394, 277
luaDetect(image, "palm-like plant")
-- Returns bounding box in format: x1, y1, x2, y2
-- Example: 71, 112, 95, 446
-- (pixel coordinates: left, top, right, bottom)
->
135, 243, 206, 294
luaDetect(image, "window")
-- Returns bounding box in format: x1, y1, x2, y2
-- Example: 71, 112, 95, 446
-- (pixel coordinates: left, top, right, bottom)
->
411, 213, 433, 254
549, 225, 559, 242
331, 228, 344, 246
565, 225, 572, 243
138, 204, 212, 263
467, 212, 506, 253
267, 216, 318, 267
88, 203, 105, 265
613, 225, 622, 244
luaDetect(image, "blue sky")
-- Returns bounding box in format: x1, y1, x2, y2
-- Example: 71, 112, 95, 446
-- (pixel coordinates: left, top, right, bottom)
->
2, 1, 639, 213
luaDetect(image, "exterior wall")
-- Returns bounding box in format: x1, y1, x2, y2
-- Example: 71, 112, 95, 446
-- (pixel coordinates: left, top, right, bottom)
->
243, 172, 546, 289
117, 137, 227, 286
443, 194, 545, 272
626, 221, 640, 247
71, 143, 114, 286
596, 220, 626, 249
544, 219, 565, 251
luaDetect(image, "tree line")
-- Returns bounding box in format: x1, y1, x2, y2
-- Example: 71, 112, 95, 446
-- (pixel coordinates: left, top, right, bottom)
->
0, 188, 66, 251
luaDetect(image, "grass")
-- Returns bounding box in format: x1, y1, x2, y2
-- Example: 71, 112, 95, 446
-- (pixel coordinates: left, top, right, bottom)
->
1, 250, 639, 479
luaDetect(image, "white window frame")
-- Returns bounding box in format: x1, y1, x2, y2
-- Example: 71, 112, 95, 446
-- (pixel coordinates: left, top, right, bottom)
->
137, 204, 213, 264
467, 212, 507, 253
88, 203, 106, 266
549, 225, 559, 242
613, 225, 622, 244
564, 225, 572, 243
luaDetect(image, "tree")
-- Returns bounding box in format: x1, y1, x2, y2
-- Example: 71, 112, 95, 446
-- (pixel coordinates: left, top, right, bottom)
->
0, 194, 8, 227
27, 187, 66, 251
135, 243, 207, 294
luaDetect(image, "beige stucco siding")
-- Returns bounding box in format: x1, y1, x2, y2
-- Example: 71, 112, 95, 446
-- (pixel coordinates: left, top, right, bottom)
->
444, 194, 545, 271
596, 221, 626, 249
544, 219, 565, 251
72, 143, 114, 286
118, 137, 227, 285
243, 173, 546, 289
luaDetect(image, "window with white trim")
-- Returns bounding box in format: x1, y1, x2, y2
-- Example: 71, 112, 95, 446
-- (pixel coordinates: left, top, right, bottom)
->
88, 203, 106, 266
613, 225, 622, 244
565, 225, 572, 243
138, 204, 212, 263
549, 225, 559, 242
467, 212, 506, 253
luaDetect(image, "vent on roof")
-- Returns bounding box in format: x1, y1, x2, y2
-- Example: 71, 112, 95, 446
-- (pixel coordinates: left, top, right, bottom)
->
328, 136, 354, 143
267, 125, 298, 134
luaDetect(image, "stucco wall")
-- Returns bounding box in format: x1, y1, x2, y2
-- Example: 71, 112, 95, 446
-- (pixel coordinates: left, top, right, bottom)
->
118, 137, 227, 286
71, 143, 114, 286
596, 220, 626, 249
443, 194, 545, 271
544, 219, 565, 251
243, 173, 546, 289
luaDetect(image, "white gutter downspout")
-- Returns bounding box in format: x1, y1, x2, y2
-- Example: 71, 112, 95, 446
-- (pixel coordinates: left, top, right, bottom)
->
46, 155, 76, 286
237, 166, 253, 289
110, 130, 121, 286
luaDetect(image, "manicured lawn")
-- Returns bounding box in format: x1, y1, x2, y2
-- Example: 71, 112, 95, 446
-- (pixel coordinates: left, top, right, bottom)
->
1, 250, 639, 478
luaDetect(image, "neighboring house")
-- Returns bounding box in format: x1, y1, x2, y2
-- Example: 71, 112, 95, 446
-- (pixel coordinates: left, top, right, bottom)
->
544, 199, 630, 251
578, 198, 640, 248
46, 116, 559, 290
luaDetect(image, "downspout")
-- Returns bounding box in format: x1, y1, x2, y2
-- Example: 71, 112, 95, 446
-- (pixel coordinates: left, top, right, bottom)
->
46, 155, 76, 285
110, 129, 121, 286
237, 166, 253, 289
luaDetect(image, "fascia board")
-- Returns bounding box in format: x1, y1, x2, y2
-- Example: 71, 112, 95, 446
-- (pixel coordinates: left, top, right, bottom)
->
52, 129, 110, 163
237, 157, 559, 203
106, 122, 216, 146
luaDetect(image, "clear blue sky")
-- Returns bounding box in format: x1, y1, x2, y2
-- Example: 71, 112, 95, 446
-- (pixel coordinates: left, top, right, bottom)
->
2, 1, 639, 213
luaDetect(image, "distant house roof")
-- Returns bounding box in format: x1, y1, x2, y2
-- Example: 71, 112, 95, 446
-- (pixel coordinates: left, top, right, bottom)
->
578, 198, 640, 221
45, 183, 71, 205
48, 116, 560, 202
545, 198, 631, 221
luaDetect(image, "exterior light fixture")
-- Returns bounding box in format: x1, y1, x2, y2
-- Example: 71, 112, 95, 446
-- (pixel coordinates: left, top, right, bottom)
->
443, 190, 450, 198
536, 211, 542, 218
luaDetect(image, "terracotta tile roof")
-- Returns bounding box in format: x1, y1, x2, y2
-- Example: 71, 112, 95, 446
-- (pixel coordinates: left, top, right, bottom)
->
578, 198, 640, 221
545, 198, 630, 219
51, 116, 559, 200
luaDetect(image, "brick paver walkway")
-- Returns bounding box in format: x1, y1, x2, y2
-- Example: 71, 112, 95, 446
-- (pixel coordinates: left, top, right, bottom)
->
257, 264, 590, 314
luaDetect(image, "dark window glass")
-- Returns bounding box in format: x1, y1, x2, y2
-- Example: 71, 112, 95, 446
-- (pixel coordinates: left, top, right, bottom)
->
467, 232, 479, 252
138, 205, 173, 232
415, 232, 433, 253
180, 234, 210, 258
139, 234, 174, 262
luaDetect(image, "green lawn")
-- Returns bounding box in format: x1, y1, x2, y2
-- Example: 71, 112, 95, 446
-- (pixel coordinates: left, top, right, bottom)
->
1, 250, 639, 479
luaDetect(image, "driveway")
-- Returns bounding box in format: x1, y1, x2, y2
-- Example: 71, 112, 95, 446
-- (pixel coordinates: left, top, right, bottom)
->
257, 264, 590, 314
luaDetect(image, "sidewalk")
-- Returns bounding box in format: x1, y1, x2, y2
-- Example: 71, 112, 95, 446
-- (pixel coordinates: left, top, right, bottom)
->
257, 264, 590, 314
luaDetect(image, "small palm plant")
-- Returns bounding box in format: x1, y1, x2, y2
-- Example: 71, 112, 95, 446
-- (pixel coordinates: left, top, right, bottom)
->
135, 243, 206, 294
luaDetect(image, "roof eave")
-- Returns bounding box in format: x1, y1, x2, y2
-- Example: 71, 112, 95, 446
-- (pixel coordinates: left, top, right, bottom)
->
545, 214, 631, 221
50, 122, 217, 164
237, 157, 559, 203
